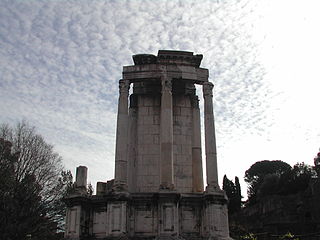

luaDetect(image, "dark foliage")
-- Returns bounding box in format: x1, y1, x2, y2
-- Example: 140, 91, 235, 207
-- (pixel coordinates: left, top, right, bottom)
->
278, 162, 316, 195
0, 122, 73, 240
223, 175, 242, 214
244, 160, 291, 203
234, 176, 242, 211
245, 160, 316, 205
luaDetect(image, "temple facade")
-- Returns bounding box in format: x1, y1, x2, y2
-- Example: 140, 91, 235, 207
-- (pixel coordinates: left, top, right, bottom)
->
64, 50, 231, 240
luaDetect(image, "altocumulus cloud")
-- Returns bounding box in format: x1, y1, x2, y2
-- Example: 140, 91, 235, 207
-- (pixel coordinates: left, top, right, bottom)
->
0, 0, 282, 190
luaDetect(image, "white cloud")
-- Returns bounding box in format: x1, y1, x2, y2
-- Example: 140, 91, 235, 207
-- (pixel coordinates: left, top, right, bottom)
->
0, 0, 319, 198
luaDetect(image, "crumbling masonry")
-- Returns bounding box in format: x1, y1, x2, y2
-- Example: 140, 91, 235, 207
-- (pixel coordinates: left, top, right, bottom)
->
64, 50, 231, 240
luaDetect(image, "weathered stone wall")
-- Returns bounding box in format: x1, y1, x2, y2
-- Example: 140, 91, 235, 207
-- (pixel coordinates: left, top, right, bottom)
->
131, 93, 194, 193
135, 94, 161, 192
173, 95, 193, 193
64, 50, 231, 240
65, 192, 230, 240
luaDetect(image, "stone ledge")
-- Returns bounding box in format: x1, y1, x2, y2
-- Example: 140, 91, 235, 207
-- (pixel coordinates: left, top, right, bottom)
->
132, 50, 203, 68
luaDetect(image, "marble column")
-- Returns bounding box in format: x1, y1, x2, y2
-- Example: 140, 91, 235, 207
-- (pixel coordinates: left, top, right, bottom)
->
75, 166, 87, 188
74, 166, 88, 194
202, 82, 220, 192
114, 79, 130, 191
160, 68, 174, 190
127, 94, 138, 192
191, 95, 204, 192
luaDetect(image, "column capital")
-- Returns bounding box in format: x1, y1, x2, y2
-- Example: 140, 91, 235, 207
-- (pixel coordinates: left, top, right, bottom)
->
190, 95, 200, 108
161, 78, 172, 93
202, 82, 214, 97
119, 79, 130, 94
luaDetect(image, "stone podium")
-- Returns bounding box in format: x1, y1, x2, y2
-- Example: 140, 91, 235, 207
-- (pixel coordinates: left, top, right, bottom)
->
64, 50, 231, 240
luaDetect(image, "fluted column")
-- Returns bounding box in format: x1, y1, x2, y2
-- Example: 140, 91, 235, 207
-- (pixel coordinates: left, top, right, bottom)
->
202, 82, 220, 192
191, 95, 204, 192
114, 79, 130, 191
160, 68, 174, 190
127, 94, 138, 192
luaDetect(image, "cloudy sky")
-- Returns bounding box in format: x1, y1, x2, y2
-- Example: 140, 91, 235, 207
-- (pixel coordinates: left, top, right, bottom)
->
1, 0, 320, 198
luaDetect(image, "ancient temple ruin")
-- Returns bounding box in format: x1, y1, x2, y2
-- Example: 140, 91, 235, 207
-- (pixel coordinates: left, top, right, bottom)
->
64, 50, 231, 240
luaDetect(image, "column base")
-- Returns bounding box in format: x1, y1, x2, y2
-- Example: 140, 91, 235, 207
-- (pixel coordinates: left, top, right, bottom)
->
112, 181, 128, 193
205, 183, 221, 193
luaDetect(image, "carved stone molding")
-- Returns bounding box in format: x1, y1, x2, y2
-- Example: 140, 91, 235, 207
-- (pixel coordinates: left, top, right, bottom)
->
202, 82, 214, 97
119, 79, 130, 94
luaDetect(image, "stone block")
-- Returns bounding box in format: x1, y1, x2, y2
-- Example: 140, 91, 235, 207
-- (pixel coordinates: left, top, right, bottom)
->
159, 203, 177, 234
138, 96, 144, 106
147, 144, 160, 155
173, 144, 182, 154
143, 134, 153, 144
143, 115, 154, 125
137, 127, 144, 137
183, 165, 192, 176
148, 106, 160, 115
182, 127, 193, 136
153, 115, 160, 124
153, 135, 159, 144
138, 106, 149, 116
174, 115, 184, 124
203, 201, 230, 239
147, 165, 158, 176
135, 155, 143, 167
96, 182, 107, 195
180, 207, 199, 233
174, 135, 187, 145
93, 208, 107, 236
153, 96, 160, 106
185, 98, 191, 107
181, 107, 191, 116
142, 154, 159, 166
173, 106, 181, 116
174, 96, 186, 107
143, 97, 153, 107
176, 155, 190, 166
181, 145, 192, 155
65, 206, 81, 238
148, 125, 159, 134
106, 202, 127, 236
173, 127, 182, 135
134, 208, 155, 233
75, 166, 87, 188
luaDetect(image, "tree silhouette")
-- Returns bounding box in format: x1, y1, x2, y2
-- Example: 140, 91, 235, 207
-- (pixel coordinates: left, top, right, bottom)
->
223, 175, 242, 214
0, 122, 73, 239
245, 160, 316, 204
244, 160, 291, 203
234, 176, 242, 211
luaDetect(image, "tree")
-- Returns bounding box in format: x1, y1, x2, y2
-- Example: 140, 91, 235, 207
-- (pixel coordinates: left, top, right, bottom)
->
259, 173, 280, 197
0, 121, 73, 239
244, 160, 291, 203
0, 138, 47, 239
278, 162, 316, 195
223, 175, 242, 214
245, 160, 317, 205
234, 176, 242, 211
49, 170, 74, 231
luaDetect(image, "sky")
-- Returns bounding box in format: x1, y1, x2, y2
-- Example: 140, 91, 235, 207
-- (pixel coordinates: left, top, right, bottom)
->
1, 0, 320, 198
